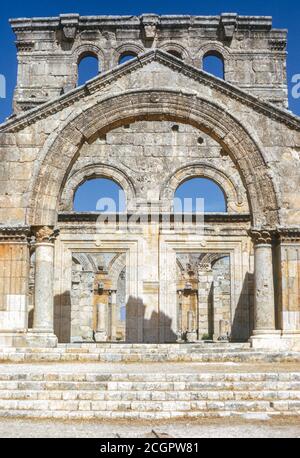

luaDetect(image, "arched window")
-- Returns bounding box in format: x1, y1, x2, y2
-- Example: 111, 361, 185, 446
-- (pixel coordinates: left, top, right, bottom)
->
202, 53, 225, 79
174, 177, 227, 213
166, 50, 182, 60
119, 53, 137, 65
77, 54, 99, 86
73, 178, 126, 212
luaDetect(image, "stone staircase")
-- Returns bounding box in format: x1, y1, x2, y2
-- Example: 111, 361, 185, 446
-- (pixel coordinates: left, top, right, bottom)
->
1, 343, 300, 363
0, 370, 299, 419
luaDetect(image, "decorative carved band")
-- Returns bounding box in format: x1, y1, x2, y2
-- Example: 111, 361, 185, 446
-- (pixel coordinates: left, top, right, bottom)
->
33, 226, 60, 243
276, 228, 300, 243
0, 226, 31, 243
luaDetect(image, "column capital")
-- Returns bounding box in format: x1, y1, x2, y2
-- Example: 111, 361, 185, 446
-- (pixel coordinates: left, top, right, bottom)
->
248, 228, 275, 245
33, 226, 59, 244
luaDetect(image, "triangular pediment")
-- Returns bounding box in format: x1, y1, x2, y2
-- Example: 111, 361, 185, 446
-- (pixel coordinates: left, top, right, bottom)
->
1, 49, 300, 132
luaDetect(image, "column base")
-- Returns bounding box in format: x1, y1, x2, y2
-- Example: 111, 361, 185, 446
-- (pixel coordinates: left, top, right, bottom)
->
250, 330, 283, 350
26, 330, 58, 348
186, 331, 198, 343
94, 331, 108, 342
0, 331, 28, 347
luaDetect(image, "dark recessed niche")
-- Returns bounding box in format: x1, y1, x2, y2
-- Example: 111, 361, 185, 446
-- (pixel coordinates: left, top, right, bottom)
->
220, 149, 229, 157
124, 124, 130, 129
197, 137, 204, 145
99, 134, 107, 141
172, 125, 179, 132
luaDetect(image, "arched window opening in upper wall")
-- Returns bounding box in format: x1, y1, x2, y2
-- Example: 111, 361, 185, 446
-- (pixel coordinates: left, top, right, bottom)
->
73, 178, 126, 213
166, 50, 183, 60
118, 53, 138, 65
202, 52, 225, 79
174, 177, 227, 213
77, 54, 100, 86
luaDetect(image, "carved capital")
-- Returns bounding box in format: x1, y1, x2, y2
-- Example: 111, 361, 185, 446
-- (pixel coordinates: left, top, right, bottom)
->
248, 229, 275, 245
198, 263, 212, 272
34, 226, 59, 244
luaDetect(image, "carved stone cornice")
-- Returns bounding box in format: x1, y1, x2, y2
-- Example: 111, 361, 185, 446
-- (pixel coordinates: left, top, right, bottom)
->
248, 229, 275, 245
276, 228, 300, 243
1, 49, 300, 133
33, 226, 59, 243
0, 226, 31, 243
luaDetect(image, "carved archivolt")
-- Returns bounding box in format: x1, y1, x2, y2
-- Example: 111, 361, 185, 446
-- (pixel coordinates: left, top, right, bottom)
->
30, 89, 279, 228
158, 42, 192, 64
197, 41, 231, 69
59, 164, 136, 212
72, 253, 98, 272
108, 253, 126, 290
112, 42, 145, 67
73, 44, 104, 71
160, 163, 249, 213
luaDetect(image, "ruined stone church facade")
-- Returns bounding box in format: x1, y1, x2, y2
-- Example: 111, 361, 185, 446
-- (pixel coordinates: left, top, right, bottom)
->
0, 13, 300, 350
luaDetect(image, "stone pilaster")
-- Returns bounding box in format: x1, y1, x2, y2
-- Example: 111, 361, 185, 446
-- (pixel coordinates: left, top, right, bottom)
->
249, 229, 281, 348
27, 226, 59, 347
0, 226, 31, 347
275, 229, 300, 349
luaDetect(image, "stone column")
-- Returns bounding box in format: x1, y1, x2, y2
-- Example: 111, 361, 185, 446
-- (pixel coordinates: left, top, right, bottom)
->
94, 303, 108, 342
110, 290, 117, 341
249, 229, 281, 348
27, 226, 58, 347
197, 263, 214, 340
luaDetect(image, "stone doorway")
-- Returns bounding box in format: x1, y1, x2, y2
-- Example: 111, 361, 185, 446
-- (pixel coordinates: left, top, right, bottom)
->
70, 252, 127, 343
176, 253, 231, 342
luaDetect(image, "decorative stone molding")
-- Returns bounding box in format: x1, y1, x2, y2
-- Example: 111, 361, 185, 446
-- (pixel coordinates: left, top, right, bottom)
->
198, 263, 212, 272
158, 42, 191, 63
59, 163, 136, 212
220, 13, 238, 40
160, 163, 248, 213
112, 42, 145, 67
141, 14, 160, 40
73, 44, 104, 67
28, 89, 279, 227
1, 50, 299, 134
60, 14, 79, 41
33, 226, 59, 244
276, 228, 300, 243
0, 226, 31, 243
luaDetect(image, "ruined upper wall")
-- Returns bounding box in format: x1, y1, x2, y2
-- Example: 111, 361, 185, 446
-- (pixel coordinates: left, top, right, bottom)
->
10, 13, 288, 113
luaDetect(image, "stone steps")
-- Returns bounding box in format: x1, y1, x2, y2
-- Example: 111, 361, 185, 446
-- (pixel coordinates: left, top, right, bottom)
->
0, 371, 299, 419
0, 390, 299, 401
1, 344, 300, 363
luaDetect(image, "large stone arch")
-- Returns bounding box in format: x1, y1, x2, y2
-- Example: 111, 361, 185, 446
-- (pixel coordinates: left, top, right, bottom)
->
30, 89, 279, 228
160, 163, 249, 214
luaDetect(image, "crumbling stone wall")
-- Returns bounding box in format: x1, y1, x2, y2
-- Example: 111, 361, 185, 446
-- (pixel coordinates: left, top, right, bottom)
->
10, 14, 288, 112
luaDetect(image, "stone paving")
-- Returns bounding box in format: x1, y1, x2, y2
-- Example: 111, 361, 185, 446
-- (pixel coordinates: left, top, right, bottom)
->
0, 417, 299, 438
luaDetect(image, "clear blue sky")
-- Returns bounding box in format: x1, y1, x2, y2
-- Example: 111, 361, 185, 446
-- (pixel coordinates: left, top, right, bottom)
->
1, 1, 299, 212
